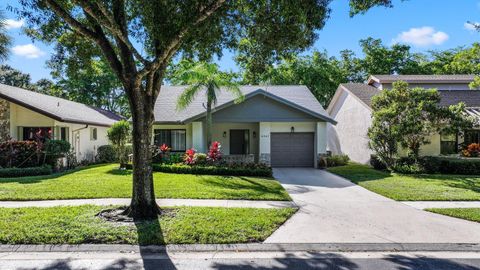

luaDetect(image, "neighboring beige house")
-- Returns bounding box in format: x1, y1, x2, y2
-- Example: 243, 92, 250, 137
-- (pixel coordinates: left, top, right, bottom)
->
327, 75, 480, 164
0, 84, 122, 162
153, 85, 336, 167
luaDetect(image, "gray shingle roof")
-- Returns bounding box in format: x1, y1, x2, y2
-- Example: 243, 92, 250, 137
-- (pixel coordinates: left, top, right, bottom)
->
0, 84, 122, 127
439, 90, 480, 107
154, 85, 335, 123
340, 83, 381, 107
369, 74, 476, 84
341, 83, 480, 109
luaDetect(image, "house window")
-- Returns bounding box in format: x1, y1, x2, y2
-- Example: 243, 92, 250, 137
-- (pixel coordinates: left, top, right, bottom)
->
464, 130, 480, 145
60, 127, 69, 142
22, 127, 52, 142
154, 129, 186, 152
440, 133, 457, 155
90, 127, 97, 141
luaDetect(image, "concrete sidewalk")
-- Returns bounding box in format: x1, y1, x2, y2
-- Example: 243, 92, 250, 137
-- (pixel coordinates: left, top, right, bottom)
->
265, 168, 480, 244
401, 201, 480, 209
0, 198, 296, 209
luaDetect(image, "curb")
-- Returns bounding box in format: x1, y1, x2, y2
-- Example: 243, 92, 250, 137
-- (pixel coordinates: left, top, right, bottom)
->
1, 243, 480, 253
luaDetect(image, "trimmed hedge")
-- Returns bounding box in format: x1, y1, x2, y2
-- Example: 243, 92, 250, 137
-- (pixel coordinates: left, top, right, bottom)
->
125, 163, 273, 177
0, 165, 52, 178
420, 156, 480, 175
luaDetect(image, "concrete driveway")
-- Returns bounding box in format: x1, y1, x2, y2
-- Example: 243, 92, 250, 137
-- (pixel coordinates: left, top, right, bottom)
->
265, 168, 480, 243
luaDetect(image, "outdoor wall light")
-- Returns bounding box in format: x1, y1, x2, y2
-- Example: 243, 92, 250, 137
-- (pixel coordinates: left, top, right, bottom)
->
291, 126, 295, 133
253, 131, 257, 138
223, 131, 227, 138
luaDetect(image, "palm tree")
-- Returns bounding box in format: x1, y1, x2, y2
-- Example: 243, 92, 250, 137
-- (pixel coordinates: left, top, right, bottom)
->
174, 61, 244, 148
0, 11, 11, 62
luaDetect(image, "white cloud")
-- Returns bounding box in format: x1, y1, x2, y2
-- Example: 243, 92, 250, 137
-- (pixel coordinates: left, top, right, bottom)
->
465, 22, 479, 31
11, 44, 45, 59
4, 19, 24, 30
393, 26, 449, 47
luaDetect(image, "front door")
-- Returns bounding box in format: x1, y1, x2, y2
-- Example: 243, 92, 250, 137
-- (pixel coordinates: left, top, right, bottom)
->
230, 129, 249, 155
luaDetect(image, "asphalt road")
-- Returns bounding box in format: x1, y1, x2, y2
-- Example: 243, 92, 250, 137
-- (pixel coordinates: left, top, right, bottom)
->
1, 251, 480, 270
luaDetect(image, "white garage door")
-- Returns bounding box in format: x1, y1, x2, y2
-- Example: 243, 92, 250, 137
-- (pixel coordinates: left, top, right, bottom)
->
270, 132, 314, 167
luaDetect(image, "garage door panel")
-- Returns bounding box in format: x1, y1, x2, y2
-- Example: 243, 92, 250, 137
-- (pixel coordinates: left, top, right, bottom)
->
271, 133, 314, 167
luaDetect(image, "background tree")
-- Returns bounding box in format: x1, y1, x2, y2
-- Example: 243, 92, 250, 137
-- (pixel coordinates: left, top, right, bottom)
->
47, 36, 130, 117
0, 65, 32, 88
172, 61, 244, 147
368, 81, 474, 168
261, 51, 346, 106
107, 120, 130, 169
15, 0, 397, 219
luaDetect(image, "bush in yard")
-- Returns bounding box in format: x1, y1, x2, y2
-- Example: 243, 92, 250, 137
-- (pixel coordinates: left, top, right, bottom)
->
96, 145, 117, 163
370, 154, 387, 170
107, 120, 130, 168
44, 140, 71, 167
462, 143, 480, 157
0, 165, 52, 178
419, 156, 480, 175
0, 140, 41, 168
194, 153, 207, 165
325, 155, 349, 167
151, 163, 272, 177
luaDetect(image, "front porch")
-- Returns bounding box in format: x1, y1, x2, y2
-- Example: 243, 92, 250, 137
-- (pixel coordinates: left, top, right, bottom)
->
152, 121, 328, 168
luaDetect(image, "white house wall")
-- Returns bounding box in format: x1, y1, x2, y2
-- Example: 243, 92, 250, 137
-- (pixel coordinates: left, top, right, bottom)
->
9, 102, 111, 162
327, 90, 373, 164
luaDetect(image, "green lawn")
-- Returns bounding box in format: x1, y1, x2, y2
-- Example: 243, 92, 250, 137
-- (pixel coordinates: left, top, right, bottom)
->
427, 208, 480, 223
0, 205, 296, 244
327, 164, 480, 201
0, 164, 290, 201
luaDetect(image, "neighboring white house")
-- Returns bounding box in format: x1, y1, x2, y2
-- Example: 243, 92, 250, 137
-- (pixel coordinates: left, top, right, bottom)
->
327, 75, 480, 164
152, 85, 336, 168
0, 84, 122, 162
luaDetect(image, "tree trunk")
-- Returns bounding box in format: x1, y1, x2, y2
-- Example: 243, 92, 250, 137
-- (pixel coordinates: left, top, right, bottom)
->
123, 87, 160, 220
206, 99, 213, 149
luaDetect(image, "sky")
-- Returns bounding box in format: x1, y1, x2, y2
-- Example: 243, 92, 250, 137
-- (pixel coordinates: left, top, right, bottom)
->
2, 0, 480, 82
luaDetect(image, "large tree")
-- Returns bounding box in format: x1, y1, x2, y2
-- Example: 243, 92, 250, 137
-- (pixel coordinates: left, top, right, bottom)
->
15, 0, 396, 219
0, 11, 10, 62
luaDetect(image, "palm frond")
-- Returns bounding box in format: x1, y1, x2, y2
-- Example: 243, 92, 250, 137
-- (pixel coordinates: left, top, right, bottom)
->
176, 83, 203, 111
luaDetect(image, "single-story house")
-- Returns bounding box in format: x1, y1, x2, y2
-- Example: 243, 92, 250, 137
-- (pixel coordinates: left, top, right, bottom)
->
153, 85, 336, 167
0, 84, 122, 161
327, 75, 480, 164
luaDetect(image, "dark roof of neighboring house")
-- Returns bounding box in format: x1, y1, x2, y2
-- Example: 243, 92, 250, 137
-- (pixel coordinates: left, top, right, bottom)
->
438, 90, 480, 107
368, 74, 476, 84
339, 83, 381, 107
154, 85, 335, 124
0, 83, 122, 127
340, 83, 480, 109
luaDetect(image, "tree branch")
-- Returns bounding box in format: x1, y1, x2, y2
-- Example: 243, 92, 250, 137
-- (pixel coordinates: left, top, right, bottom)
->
139, 0, 226, 78
73, 0, 148, 66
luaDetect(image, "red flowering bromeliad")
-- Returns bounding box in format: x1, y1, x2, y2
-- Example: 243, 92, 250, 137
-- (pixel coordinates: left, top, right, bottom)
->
159, 143, 171, 154
184, 148, 197, 165
207, 141, 222, 162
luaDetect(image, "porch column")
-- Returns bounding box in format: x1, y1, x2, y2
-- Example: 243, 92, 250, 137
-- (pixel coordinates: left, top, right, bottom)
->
192, 121, 205, 152
316, 122, 327, 168
259, 122, 271, 165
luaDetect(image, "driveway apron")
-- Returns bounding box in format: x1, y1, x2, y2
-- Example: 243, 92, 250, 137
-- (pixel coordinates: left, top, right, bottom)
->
265, 168, 480, 243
